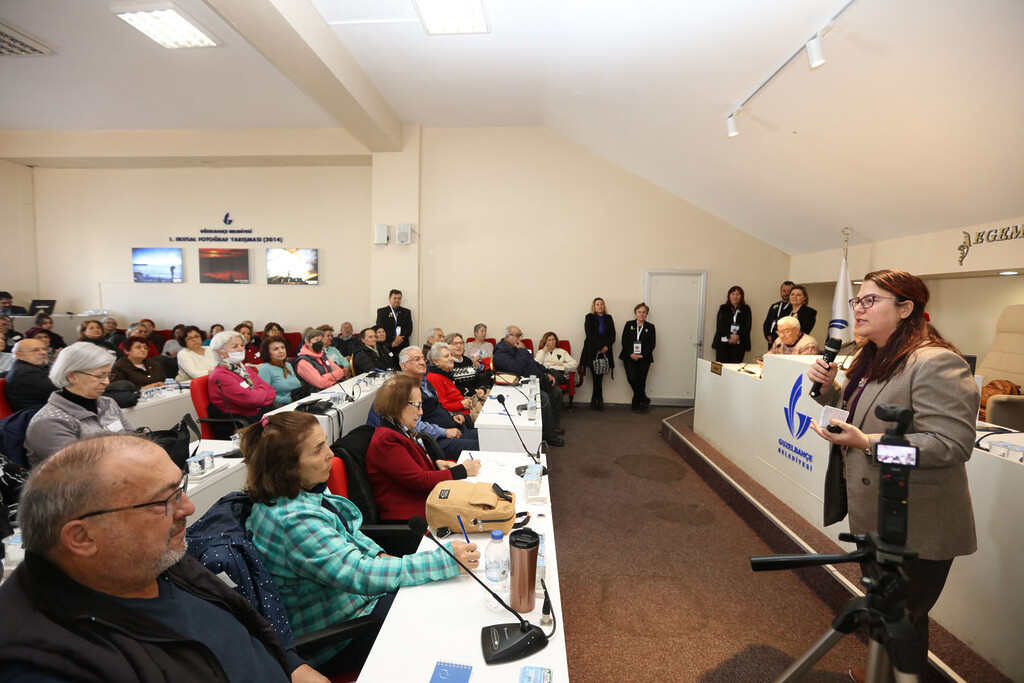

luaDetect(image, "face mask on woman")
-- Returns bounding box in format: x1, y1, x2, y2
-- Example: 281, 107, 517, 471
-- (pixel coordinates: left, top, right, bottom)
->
225, 351, 245, 364
312, 341, 324, 353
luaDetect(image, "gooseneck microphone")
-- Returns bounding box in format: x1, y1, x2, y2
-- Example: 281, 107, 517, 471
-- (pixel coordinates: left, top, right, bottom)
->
809, 337, 844, 398
409, 516, 549, 663
496, 394, 541, 464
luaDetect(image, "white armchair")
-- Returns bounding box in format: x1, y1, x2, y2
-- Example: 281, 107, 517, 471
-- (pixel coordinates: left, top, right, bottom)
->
976, 304, 1024, 430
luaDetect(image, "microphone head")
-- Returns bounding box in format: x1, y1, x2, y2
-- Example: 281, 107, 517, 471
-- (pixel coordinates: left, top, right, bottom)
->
408, 515, 429, 535
496, 394, 506, 405
825, 337, 843, 353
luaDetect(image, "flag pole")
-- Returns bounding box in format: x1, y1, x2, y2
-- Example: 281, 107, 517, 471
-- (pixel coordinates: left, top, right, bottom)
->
842, 226, 851, 259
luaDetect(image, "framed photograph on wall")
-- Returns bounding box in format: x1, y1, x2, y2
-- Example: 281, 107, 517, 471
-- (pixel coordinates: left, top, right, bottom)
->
266, 248, 319, 285
199, 248, 250, 284
132, 248, 183, 283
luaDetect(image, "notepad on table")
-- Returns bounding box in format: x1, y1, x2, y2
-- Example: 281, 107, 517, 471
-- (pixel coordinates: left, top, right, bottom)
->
428, 660, 472, 682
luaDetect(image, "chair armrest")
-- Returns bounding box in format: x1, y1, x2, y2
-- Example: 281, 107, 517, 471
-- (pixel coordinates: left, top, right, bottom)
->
361, 524, 423, 557
987, 394, 1024, 431
294, 613, 384, 660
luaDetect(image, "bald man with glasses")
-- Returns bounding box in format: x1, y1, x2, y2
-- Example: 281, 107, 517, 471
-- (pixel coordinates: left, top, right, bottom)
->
0, 435, 328, 683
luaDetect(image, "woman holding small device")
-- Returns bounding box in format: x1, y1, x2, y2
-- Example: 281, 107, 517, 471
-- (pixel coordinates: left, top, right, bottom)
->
806, 269, 979, 680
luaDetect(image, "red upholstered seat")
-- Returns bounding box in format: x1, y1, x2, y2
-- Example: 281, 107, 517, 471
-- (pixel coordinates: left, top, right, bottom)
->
0, 378, 13, 419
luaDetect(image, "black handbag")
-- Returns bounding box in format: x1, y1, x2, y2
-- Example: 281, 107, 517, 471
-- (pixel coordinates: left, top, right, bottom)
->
138, 413, 201, 470
592, 353, 611, 376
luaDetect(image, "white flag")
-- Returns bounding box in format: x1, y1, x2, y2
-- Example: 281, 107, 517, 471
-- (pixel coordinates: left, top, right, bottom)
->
828, 256, 855, 344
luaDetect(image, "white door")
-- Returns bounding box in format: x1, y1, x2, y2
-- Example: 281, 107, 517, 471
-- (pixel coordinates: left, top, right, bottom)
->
644, 270, 706, 405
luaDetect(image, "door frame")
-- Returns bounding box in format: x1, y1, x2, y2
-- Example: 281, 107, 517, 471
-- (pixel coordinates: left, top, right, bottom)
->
643, 269, 707, 406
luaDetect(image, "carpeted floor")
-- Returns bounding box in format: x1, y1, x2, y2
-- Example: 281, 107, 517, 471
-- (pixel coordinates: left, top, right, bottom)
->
549, 404, 866, 682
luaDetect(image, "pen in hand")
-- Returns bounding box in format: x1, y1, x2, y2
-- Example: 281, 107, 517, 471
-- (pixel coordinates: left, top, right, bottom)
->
456, 514, 470, 542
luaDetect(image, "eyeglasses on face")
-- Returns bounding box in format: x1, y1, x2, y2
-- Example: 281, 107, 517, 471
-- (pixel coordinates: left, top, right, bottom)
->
77, 370, 114, 382
407, 401, 423, 409
508, 333, 523, 338
848, 294, 897, 311
77, 471, 189, 520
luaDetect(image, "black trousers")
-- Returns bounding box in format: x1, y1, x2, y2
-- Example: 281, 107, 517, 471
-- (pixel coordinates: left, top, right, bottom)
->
715, 343, 745, 363
539, 386, 563, 438
860, 557, 954, 674
590, 372, 606, 403
622, 360, 651, 408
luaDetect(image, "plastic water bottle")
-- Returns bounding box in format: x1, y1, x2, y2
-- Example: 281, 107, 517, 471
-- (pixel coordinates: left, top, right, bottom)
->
527, 394, 538, 420
484, 529, 510, 611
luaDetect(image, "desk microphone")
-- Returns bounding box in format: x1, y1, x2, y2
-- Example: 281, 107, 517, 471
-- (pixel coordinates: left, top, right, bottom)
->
409, 516, 548, 664
496, 394, 541, 464
330, 377, 355, 403
809, 337, 843, 398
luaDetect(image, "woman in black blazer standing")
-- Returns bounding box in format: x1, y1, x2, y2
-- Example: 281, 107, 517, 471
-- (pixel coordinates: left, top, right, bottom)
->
788, 284, 817, 335
711, 285, 752, 363
580, 297, 616, 411
619, 302, 656, 413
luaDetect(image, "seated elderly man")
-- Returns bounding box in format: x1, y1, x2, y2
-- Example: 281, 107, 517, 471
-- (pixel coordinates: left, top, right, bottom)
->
367, 346, 479, 460
331, 321, 358, 357
766, 315, 820, 356
0, 435, 326, 683
4, 338, 57, 411
102, 316, 125, 347
492, 325, 565, 447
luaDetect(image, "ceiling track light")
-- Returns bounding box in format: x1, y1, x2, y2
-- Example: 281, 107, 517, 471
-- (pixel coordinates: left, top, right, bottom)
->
724, 0, 858, 137
806, 35, 825, 68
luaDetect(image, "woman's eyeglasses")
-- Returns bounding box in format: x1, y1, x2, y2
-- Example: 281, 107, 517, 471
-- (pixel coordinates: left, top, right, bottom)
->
848, 294, 897, 311
407, 401, 423, 409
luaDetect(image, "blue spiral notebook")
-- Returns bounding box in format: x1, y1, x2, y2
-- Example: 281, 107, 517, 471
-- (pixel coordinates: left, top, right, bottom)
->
428, 660, 472, 682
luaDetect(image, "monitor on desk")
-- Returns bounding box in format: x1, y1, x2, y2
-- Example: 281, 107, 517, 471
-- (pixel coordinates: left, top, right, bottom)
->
28, 299, 56, 315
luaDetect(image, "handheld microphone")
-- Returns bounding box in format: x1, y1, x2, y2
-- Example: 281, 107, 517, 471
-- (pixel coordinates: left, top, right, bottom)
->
496, 394, 540, 464
809, 337, 843, 398
409, 516, 548, 664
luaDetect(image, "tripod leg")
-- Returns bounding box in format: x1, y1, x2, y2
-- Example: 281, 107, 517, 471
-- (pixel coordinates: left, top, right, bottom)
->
775, 628, 847, 682
865, 640, 891, 683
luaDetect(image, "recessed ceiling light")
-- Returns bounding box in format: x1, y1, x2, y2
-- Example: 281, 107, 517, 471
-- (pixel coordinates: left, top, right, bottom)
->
112, 3, 218, 48
998, 270, 1019, 276
413, 0, 489, 35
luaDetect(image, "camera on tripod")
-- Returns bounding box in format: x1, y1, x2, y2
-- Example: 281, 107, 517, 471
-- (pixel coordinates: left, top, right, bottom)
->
873, 405, 918, 547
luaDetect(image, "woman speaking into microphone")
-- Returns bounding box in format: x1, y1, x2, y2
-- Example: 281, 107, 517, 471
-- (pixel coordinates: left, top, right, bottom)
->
806, 269, 979, 680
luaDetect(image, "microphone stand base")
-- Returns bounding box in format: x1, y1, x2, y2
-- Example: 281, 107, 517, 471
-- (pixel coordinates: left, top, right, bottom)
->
481, 622, 548, 664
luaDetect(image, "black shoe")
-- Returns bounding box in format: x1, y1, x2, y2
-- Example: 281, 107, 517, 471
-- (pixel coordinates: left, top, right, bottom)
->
590, 400, 599, 411
642, 401, 651, 413
546, 437, 565, 447
595, 402, 605, 411
554, 428, 565, 436
632, 405, 642, 414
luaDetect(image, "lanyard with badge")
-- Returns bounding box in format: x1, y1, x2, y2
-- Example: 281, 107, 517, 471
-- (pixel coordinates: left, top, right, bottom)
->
730, 308, 740, 335
633, 324, 644, 355
391, 306, 401, 336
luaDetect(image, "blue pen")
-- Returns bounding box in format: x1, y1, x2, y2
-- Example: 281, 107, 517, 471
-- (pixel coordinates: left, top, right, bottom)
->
456, 514, 470, 542
468, 452, 474, 459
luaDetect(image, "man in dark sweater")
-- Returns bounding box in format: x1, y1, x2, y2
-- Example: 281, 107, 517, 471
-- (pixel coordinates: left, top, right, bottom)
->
4, 338, 56, 412
492, 325, 565, 447
0, 435, 327, 683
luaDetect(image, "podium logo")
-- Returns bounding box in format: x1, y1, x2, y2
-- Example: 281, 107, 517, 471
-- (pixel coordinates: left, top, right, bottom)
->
784, 374, 812, 439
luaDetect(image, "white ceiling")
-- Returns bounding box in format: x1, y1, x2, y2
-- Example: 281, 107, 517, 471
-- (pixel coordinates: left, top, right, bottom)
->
1, 0, 1022, 255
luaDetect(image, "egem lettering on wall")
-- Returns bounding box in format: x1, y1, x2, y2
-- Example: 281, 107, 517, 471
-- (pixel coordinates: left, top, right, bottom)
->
957, 224, 1022, 265
778, 374, 814, 471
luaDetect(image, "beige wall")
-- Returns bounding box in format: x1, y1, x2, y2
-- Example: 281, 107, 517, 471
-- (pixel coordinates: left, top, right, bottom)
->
417, 126, 790, 403
31, 165, 373, 331
0, 160, 37, 301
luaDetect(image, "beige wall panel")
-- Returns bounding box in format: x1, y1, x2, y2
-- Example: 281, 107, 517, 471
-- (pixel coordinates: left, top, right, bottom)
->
32, 166, 372, 331
0, 160, 37, 301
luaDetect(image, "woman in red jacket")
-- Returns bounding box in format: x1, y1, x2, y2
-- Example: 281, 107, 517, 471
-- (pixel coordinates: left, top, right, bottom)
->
207, 330, 277, 438
366, 374, 481, 521
426, 342, 486, 420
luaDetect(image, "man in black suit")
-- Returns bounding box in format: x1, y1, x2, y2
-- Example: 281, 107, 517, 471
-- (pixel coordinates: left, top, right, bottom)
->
762, 280, 794, 349
374, 289, 413, 353
4, 338, 57, 412
1, 315, 23, 348
0, 292, 28, 316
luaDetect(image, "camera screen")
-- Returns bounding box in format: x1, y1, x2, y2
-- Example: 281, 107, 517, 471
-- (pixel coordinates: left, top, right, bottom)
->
876, 443, 918, 466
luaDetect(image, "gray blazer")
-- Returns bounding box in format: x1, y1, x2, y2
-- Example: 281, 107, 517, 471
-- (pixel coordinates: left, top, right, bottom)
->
25, 393, 134, 467
816, 345, 979, 560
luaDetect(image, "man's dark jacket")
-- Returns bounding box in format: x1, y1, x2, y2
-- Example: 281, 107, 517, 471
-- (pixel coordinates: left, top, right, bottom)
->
374, 305, 413, 352
4, 359, 56, 412
492, 340, 547, 378
0, 551, 291, 683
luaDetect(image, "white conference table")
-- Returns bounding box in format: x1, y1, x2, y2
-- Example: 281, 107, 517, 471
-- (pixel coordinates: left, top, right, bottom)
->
124, 387, 197, 432
358, 449, 568, 682
184, 439, 247, 518
267, 372, 383, 444
474, 383, 543, 454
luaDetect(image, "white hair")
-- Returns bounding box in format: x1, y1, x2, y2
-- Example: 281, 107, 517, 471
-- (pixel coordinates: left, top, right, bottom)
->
776, 315, 800, 330
399, 346, 424, 365
427, 341, 451, 363
48, 342, 115, 388
209, 330, 242, 353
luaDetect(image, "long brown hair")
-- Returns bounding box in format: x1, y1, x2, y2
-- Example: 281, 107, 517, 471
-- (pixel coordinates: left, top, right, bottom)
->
259, 335, 291, 376
848, 269, 960, 383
